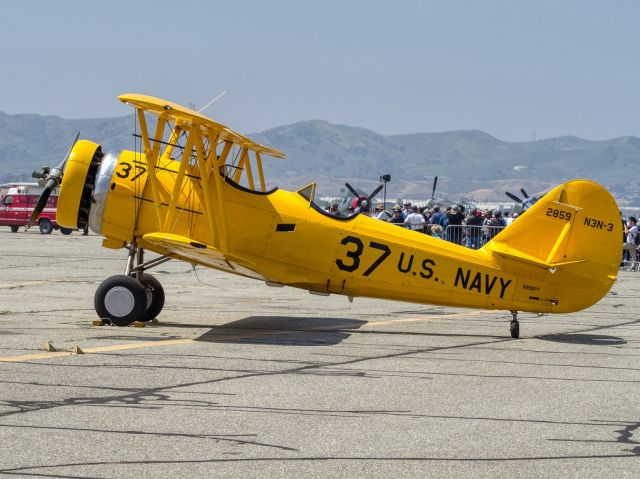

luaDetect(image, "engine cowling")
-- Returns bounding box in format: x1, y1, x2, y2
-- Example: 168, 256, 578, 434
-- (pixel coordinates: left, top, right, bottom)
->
57, 140, 102, 230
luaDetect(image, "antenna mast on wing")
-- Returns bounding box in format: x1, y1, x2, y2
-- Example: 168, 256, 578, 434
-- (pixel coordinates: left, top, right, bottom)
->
198, 89, 230, 113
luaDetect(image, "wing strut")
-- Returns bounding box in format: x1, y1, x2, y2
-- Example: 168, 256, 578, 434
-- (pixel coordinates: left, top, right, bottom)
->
136, 109, 169, 230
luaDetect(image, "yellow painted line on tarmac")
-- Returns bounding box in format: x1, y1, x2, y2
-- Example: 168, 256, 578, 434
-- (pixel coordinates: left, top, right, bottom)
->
0, 281, 48, 289
0, 338, 195, 363
0, 351, 75, 362
0, 311, 487, 363
365, 310, 485, 327
82, 338, 195, 353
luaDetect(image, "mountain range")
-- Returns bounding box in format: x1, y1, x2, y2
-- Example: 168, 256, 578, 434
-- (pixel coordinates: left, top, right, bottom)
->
1, 110, 638, 205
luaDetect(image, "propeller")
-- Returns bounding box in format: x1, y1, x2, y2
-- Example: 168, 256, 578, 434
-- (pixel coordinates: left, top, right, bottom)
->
27, 132, 80, 228
505, 191, 523, 204
345, 182, 384, 213
431, 175, 438, 199
505, 187, 538, 212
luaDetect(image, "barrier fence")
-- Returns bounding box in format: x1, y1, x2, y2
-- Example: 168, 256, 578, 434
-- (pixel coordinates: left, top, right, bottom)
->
398, 224, 506, 250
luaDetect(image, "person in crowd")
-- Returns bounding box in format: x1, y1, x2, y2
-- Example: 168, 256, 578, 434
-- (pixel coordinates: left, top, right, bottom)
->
404, 205, 426, 232
429, 205, 443, 225
465, 208, 484, 249
439, 206, 451, 227
389, 207, 405, 225
421, 207, 431, 224
485, 210, 506, 241
444, 204, 465, 244
431, 224, 443, 239
402, 202, 412, 220
621, 213, 629, 266
623, 216, 639, 271
375, 203, 391, 221
482, 210, 493, 245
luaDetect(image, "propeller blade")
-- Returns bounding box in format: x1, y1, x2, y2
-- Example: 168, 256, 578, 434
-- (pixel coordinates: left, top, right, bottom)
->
431, 176, 438, 199
56, 131, 80, 170
25, 133, 79, 230
505, 192, 523, 203
344, 182, 360, 199
28, 188, 52, 227
520, 188, 529, 199
368, 184, 384, 202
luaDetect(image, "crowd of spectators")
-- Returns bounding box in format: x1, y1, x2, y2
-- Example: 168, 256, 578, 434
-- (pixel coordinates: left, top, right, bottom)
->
328, 200, 517, 249
328, 198, 640, 264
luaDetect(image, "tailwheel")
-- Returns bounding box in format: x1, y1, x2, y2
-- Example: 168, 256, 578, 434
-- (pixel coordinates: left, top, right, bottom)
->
509, 311, 520, 339
95, 275, 147, 326
135, 273, 165, 322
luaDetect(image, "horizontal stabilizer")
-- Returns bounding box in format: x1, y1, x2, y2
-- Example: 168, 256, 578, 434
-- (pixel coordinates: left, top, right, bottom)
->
490, 243, 586, 270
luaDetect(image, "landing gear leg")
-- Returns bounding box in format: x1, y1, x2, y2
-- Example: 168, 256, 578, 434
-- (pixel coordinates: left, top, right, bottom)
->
509, 310, 520, 339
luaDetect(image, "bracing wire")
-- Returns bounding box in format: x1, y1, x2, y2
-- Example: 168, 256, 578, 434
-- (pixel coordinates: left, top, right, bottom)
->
191, 264, 227, 289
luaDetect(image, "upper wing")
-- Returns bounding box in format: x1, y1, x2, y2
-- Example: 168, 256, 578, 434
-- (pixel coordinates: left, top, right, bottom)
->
118, 93, 285, 252
119, 93, 285, 159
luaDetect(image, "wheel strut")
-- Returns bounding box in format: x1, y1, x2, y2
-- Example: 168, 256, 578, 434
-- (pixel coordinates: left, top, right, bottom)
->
509, 310, 520, 339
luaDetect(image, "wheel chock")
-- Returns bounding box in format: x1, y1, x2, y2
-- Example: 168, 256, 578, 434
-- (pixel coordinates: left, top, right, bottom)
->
72, 346, 84, 354
42, 341, 56, 352
92, 319, 105, 326
133, 321, 145, 328
151, 318, 159, 324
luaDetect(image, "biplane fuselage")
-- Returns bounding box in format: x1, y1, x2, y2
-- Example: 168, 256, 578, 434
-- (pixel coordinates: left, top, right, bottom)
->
51, 94, 621, 335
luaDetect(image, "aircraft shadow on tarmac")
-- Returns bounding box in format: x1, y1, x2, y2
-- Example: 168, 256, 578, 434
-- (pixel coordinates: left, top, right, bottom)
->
537, 333, 626, 346
195, 316, 367, 346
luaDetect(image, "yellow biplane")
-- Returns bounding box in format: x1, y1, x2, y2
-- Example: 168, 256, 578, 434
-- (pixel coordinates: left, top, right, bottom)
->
30, 94, 622, 338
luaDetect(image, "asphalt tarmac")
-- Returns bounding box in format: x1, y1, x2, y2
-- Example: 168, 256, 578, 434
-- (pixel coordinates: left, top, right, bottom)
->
0, 229, 638, 478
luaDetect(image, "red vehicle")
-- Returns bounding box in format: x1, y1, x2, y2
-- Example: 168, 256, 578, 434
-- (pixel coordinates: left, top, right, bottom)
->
0, 182, 73, 234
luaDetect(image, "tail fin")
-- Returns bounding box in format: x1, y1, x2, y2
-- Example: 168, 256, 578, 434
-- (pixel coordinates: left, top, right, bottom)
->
484, 180, 621, 313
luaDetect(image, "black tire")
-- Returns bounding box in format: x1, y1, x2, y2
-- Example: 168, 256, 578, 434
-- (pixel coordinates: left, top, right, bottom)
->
59, 227, 73, 235
10, 225, 19, 233
136, 273, 165, 321
94, 275, 147, 326
39, 219, 53, 235
510, 320, 520, 339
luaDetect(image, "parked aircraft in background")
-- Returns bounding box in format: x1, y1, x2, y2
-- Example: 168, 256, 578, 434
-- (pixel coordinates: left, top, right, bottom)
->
423, 176, 475, 212
505, 187, 540, 212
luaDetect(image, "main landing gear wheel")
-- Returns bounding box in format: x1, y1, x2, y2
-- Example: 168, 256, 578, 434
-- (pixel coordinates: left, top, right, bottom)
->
510, 311, 520, 339
135, 273, 165, 322
95, 275, 147, 326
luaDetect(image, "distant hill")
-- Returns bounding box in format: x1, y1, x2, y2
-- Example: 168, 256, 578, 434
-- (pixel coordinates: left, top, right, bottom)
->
0, 111, 133, 183
1, 111, 638, 204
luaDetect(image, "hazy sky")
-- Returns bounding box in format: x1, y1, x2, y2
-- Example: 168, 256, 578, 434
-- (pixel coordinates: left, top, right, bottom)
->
1, 0, 638, 141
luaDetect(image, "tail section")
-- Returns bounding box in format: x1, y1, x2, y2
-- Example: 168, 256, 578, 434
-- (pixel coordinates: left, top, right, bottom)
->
484, 180, 621, 313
